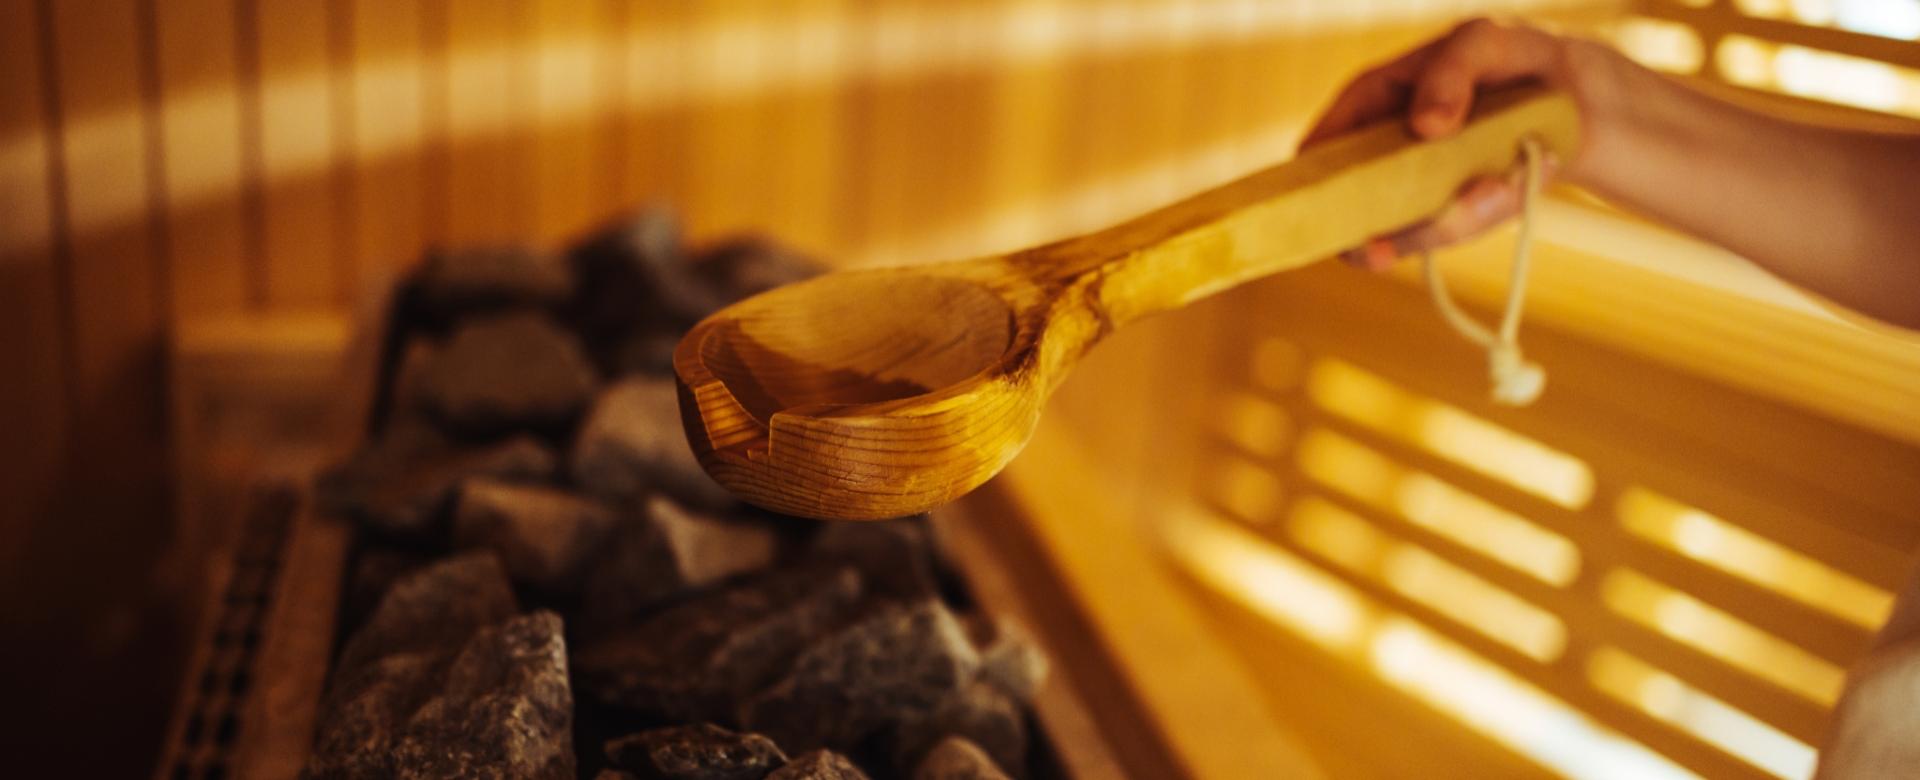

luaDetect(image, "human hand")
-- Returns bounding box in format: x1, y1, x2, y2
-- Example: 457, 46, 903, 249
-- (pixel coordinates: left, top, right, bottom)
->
1300, 18, 1594, 270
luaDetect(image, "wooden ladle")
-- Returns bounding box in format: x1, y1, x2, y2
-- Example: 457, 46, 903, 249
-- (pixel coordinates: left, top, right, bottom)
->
674, 86, 1579, 520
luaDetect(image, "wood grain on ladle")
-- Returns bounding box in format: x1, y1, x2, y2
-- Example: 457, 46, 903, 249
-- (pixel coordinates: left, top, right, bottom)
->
675, 86, 1580, 520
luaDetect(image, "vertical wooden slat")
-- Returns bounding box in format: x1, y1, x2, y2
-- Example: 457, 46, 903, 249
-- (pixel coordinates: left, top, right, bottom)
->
679, 4, 775, 241
530, 0, 609, 243
1176, 13, 1257, 182
0, 0, 69, 597
621, 3, 694, 214
844, 1, 990, 261
254, 0, 343, 307
1050, 2, 1124, 233
749, 0, 850, 255
1106, 1, 1187, 207
326, 0, 357, 305
347, 0, 428, 293
445, 0, 533, 244
888, 0, 998, 260
592, 0, 629, 215
983, 0, 1068, 256
46, 0, 169, 498
417, 0, 451, 248
37, 0, 176, 773
152, 0, 251, 319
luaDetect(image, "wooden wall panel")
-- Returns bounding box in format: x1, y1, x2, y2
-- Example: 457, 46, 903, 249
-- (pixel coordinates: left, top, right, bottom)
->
254, 0, 344, 307
745, 0, 850, 256
0, 2, 1676, 773
45, 0, 168, 513
445, 0, 532, 245
0, 0, 67, 597
530, 0, 608, 244
24, 0, 176, 776
346, 0, 428, 295
620, 3, 695, 218
681, 5, 780, 242
152, 0, 251, 318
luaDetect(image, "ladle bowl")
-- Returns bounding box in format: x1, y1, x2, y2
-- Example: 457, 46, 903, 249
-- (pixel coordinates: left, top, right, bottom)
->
674, 86, 1580, 520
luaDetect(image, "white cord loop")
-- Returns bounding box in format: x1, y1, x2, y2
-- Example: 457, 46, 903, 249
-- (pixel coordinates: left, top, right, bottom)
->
1420, 136, 1548, 407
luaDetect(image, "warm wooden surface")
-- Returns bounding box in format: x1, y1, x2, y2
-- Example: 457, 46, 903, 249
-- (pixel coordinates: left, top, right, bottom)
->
982, 411, 1334, 780
0, 1, 1700, 772
674, 88, 1579, 520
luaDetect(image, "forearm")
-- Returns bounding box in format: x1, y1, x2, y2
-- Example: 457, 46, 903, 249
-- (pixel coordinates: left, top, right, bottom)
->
1566, 40, 1920, 329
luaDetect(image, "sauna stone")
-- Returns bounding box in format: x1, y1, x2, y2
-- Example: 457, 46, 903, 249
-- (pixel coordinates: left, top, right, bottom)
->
578, 495, 781, 633
576, 566, 864, 724
765, 751, 871, 780
454, 479, 619, 594
809, 516, 940, 600
414, 246, 575, 322
388, 611, 576, 780
318, 433, 558, 540
573, 376, 734, 509
568, 209, 685, 343
911, 737, 1011, 780
685, 236, 822, 317
968, 619, 1048, 704
738, 598, 981, 752
415, 312, 599, 434
889, 681, 1027, 779
333, 552, 518, 675
306, 651, 443, 779
604, 723, 787, 780
311, 558, 577, 779
340, 546, 435, 636
609, 329, 683, 377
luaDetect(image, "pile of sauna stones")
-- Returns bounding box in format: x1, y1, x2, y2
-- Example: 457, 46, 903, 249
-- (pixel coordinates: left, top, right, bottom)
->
308, 210, 1051, 780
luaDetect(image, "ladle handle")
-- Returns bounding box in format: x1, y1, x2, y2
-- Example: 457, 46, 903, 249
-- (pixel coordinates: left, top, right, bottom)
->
1017, 84, 1580, 327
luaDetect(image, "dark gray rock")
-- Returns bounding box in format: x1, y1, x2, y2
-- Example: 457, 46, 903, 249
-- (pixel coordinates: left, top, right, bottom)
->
414, 246, 573, 319
318, 431, 558, 540
568, 209, 685, 343
306, 651, 444, 780
968, 618, 1048, 704
576, 566, 864, 723
685, 236, 821, 312
765, 751, 869, 780
416, 313, 599, 434
891, 681, 1027, 779
309, 560, 575, 779
388, 611, 575, 779
334, 553, 519, 675
911, 737, 1010, 780
386, 339, 442, 428
738, 598, 980, 752
579, 495, 781, 632
604, 723, 786, 780
572, 377, 734, 509
454, 479, 619, 594
341, 546, 435, 634
609, 329, 683, 377
809, 517, 939, 600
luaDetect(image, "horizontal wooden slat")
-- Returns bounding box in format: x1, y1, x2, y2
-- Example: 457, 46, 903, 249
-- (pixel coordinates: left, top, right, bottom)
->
1288, 403, 1877, 668
1252, 528, 1775, 780
1208, 481, 1836, 746
1639, 0, 1920, 71
1252, 264, 1919, 588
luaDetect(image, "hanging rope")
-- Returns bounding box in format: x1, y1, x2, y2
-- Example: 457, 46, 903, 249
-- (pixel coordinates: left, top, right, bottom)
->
1420, 136, 1548, 407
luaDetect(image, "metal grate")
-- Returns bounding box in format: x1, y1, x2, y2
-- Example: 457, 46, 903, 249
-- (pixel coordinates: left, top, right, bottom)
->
153, 486, 299, 780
